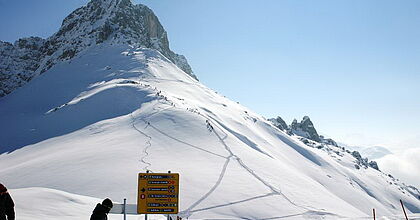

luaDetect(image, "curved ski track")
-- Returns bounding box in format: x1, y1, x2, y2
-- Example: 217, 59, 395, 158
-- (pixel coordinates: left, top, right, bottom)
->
128, 83, 323, 218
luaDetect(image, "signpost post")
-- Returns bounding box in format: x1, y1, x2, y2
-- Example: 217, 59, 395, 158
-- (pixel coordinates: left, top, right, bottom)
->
123, 198, 127, 220
138, 172, 180, 217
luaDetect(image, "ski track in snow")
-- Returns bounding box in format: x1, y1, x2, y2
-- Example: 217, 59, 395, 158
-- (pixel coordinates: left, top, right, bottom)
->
190, 192, 276, 213
205, 117, 315, 213
130, 113, 153, 172
130, 101, 174, 172
182, 156, 232, 215
127, 84, 328, 218
202, 115, 313, 211
129, 101, 243, 217
148, 123, 227, 159
160, 105, 319, 218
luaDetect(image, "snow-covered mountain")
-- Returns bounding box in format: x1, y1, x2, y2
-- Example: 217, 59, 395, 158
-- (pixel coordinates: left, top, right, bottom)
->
1, 0, 419, 219
0, 0, 196, 97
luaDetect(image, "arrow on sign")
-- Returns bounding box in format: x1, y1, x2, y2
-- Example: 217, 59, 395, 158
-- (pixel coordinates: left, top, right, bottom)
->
141, 188, 146, 193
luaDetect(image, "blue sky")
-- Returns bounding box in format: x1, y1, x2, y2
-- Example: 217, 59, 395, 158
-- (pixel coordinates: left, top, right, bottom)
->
1, 0, 419, 150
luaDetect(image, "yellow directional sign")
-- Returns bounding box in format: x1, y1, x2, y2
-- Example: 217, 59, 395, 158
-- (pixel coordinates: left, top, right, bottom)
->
137, 173, 179, 214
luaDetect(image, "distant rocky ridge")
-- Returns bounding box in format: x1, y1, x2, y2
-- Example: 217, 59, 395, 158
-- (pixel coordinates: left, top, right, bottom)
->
0, 0, 196, 97
0, 37, 45, 96
269, 115, 379, 171
343, 145, 393, 160
269, 116, 326, 143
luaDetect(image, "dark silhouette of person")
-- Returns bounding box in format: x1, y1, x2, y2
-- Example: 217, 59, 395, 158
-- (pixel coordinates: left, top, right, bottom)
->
90, 198, 113, 220
0, 183, 15, 220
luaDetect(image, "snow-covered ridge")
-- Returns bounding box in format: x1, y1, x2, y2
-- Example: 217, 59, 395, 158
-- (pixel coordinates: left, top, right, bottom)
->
0, 0, 196, 97
1, 0, 420, 218
269, 116, 382, 171
1, 44, 419, 219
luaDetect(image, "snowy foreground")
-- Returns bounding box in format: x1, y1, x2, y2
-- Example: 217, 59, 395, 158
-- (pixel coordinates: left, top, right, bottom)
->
9, 188, 420, 220
1, 44, 419, 219
10, 188, 166, 220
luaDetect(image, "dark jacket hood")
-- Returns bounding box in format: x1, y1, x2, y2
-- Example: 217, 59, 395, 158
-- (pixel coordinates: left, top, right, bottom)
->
93, 203, 110, 214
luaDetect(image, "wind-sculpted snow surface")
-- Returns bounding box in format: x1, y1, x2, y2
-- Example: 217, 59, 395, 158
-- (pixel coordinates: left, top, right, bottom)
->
0, 45, 419, 219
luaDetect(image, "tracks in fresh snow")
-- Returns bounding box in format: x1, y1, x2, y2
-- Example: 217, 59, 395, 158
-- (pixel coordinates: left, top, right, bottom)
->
181, 114, 315, 216
131, 101, 316, 218
130, 113, 152, 172
183, 157, 232, 214
130, 104, 174, 172
190, 192, 276, 213
239, 210, 339, 220
130, 102, 226, 172
148, 123, 227, 159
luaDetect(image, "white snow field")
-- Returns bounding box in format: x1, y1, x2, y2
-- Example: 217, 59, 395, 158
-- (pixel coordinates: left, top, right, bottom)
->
1, 44, 419, 219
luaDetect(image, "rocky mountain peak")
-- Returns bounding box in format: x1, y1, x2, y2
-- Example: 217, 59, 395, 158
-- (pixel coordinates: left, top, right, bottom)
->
45, 0, 195, 78
268, 116, 288, 131
302, 116, 310, 122
0, 0, 196, 97
290, 116, 321, 142
269, 116, 321, 142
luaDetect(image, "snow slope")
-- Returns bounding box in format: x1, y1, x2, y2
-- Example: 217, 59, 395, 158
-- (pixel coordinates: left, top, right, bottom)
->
10, 187, 166, 220
0, 0, 196, 97
1, 43, 419, 219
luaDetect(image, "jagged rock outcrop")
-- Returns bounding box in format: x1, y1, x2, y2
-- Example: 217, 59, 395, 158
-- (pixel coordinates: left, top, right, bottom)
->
368, 161, 379, 170
290, 116, 321, 142
0, 0, 196, 97
0, 37, 45, 96
320, 135, 338, 147
351, 150, 380, 171
268, 115, 381, 170
269, 116, 336, 144
268, 116, 288, 131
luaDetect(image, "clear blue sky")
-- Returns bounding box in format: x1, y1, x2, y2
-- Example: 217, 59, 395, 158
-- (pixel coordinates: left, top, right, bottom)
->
1, 0, 419, 150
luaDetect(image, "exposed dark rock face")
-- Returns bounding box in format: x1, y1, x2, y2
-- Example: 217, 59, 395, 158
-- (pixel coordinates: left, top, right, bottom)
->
290, 116, 321, 142
368, 161, 379, 170
268, 116, 288, 131
0, 0, 196, 97
320, 135, 338, 147
0, 37, 45, 96
352, 150, 380, 171
268, 115, 380, 171
269, 116, 330, 143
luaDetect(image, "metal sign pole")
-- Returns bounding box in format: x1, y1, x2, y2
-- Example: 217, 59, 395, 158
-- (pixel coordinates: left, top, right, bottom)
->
123, 198, 127, 220
145, 170, 150, 220
400, 199, 409, 220
372, 208, 375, 220
168, 170, 171, 220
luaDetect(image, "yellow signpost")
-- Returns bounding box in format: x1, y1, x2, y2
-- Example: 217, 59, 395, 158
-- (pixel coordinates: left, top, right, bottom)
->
137, 173, 179, 214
